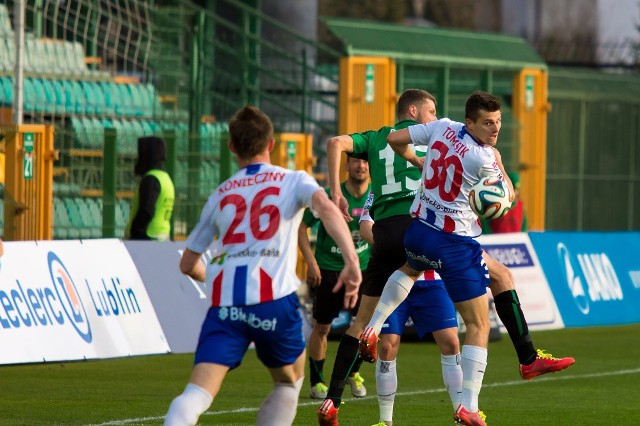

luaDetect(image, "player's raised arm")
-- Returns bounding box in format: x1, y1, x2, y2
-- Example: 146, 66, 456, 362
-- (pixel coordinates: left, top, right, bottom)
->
326, 134, 355, 221
387, 128, 423, 169
311, 189, 362, 309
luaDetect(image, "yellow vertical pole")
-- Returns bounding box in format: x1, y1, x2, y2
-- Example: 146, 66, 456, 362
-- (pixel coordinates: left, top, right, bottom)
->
3, 125, 55, 240
512, 69, 549, 231
338, 56, 396, 180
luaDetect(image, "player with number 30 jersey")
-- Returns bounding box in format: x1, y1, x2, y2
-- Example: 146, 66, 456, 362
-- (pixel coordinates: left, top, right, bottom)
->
408, 118, 503, 237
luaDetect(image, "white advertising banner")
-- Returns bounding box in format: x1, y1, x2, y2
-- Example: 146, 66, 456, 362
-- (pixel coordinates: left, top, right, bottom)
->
0, 239, 170, 364
478, 233, 565, 331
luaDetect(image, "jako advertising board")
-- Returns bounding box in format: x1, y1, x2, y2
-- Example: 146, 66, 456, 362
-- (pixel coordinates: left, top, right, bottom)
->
529, 232, 640, 327
0, 239, 170, 365
478, 233, 565, 331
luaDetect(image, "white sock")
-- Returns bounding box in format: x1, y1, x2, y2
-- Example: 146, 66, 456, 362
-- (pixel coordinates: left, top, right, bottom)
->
256, 377, 303, 426
460, 345, 487, 412
376, 358, 397, 423
441, 353, 463, 410
164, 383, 213, 426
369, 271, 415, 335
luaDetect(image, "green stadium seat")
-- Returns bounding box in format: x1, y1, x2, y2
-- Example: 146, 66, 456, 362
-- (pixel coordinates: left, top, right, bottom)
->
51, 79, 67, 114
116, 198, 131, 236
2, 37, 15, 72
35, 39, 61, 74
24, 38, 44, 74
70, 80, 87, 115
130, 119, 145, 141
0, 38, 13, 73
81, 81, 105, 115
115, 83, 133, 116
53, 198, 67, 239
116, 119, 137, 154
32, 78, 48, 113
174, 160, 188, 190
81, 81, 97, 115
70, 117, 88, 148
83, 197, 103, 238
41, 79, 58, 114
61, 80, 75, 113
84, 117, 105, 149
61, 197, 82, 239
0, 4, 13, 38
71, 197, 92, 239
141, 120, 155, 137
0, 77, 12, 106
22, 78, 36, 113
98, 81, 118, 116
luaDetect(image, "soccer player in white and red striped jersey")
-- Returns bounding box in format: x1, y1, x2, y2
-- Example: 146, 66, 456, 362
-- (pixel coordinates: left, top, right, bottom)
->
361, 92, 574, 426
164, 105, 362, 426
360, 192, 464, 426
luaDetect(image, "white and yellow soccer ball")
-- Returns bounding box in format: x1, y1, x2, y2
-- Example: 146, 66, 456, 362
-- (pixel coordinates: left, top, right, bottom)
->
469, 177, 511, 219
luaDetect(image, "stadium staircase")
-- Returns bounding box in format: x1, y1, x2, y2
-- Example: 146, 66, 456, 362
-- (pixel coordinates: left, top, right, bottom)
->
0, 0, 339, 240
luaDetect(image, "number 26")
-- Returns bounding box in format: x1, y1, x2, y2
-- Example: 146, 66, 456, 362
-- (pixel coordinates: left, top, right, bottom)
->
220, 187, 281, 244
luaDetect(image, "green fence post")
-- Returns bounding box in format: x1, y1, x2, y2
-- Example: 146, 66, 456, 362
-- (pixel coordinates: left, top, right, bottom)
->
102, 129, 117, 237
164, 129, 177, 240
220, 130, 232, 182
438, 66, 450, 118
481, 69, 494, 93
301, 48, 307, 133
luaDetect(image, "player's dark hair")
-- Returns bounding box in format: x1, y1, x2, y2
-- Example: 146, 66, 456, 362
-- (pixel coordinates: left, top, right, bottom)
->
397, 89, 436, 117
228, 105, 274, 159
465, 91, 501, 122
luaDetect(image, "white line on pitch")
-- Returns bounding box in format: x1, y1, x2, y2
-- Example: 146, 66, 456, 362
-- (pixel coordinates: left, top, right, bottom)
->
89, 367, 640, 425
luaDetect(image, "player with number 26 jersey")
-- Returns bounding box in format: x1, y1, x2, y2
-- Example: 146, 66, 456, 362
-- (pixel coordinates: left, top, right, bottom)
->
186, 163, 321, 307
408, 118, 503, 237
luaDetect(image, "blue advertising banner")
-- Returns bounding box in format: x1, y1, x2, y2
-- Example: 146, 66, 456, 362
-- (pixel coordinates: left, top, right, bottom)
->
529, 232, 640, 327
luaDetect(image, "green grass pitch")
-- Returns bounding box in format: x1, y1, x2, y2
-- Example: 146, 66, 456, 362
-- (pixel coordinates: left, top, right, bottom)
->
0, 324, 638, 425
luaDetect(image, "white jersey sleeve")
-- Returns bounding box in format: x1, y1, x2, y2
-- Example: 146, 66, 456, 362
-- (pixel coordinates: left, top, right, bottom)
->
185, 163, 322, 306
408, 120, 502, 237
408, 118, 454, 147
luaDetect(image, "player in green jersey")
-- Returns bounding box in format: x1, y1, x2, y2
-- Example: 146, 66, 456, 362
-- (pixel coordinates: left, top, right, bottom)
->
317, 89, 437, 425
299, 155, 371, 401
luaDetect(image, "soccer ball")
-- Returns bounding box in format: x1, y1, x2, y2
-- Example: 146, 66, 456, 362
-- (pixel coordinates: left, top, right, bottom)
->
469, 178, 512, 219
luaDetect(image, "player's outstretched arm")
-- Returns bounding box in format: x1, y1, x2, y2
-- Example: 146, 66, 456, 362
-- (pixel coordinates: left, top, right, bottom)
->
387, 128, 422, 169
312, 190, 362, 309
297, 222, 322, 288
180, 248, 205, 282
326, 134, 355, 221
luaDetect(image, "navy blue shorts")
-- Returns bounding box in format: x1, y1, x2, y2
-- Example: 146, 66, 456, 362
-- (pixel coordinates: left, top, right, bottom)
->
194, 292, 305, 369
402, 220, 489, 303
380, 279, 457, 338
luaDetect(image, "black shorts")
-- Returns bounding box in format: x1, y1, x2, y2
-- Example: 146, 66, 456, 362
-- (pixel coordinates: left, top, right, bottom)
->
361, 215, 412, 297
312, 269, 360, 324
